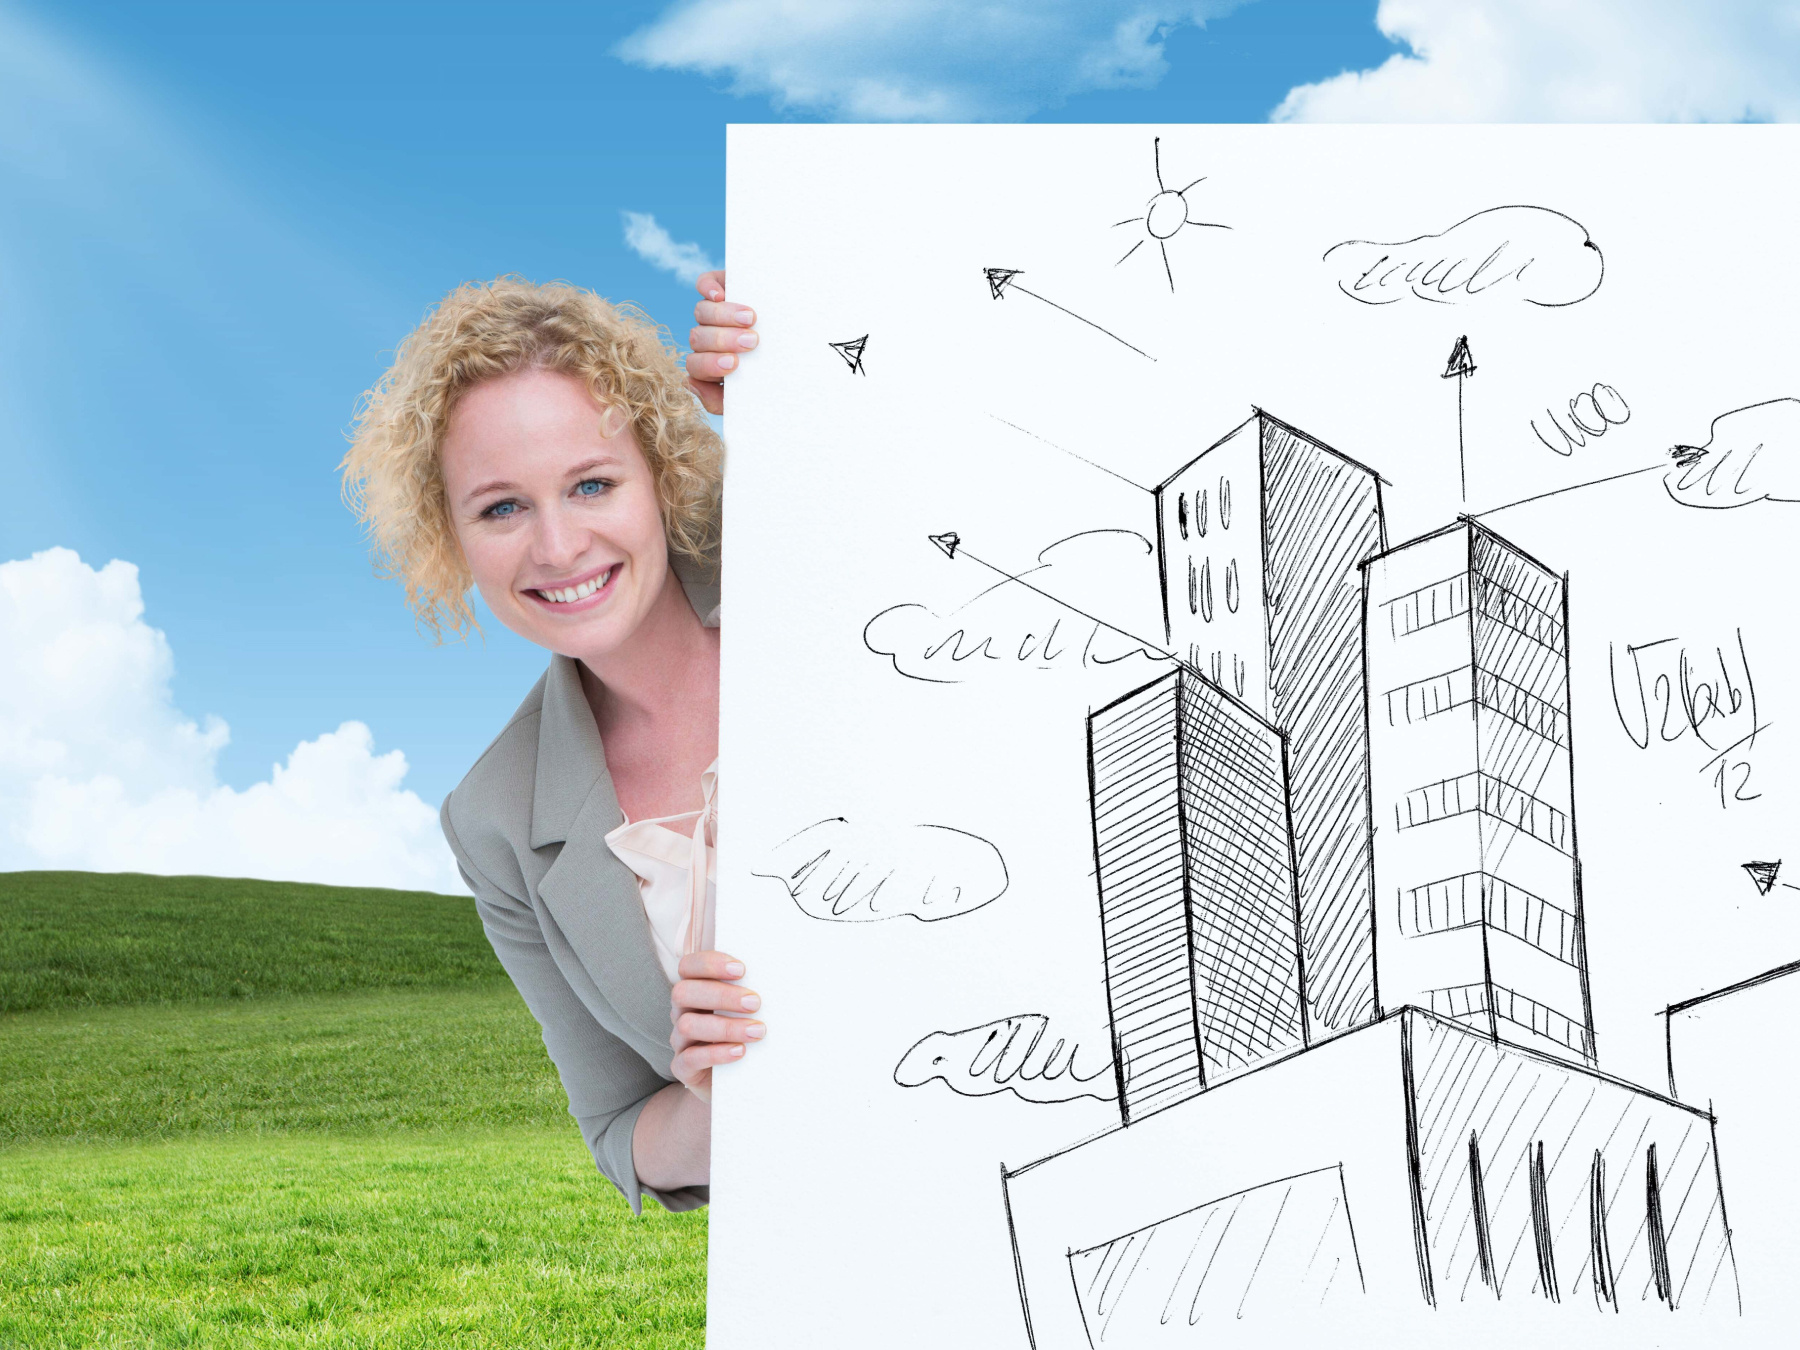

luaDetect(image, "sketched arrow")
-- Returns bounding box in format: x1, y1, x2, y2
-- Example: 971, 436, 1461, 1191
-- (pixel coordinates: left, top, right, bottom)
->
982, 268, 1155, 362
1442, 335, 1476, 505
927, 531, 1171, 658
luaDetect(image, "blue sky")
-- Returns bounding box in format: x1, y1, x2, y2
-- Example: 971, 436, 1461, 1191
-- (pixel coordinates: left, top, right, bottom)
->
4, 0, 1796, 888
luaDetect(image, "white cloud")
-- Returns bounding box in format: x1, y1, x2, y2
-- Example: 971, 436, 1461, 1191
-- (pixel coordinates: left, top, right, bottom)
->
622, 211, 718, 285
0, 548, 461, 894
1275, 0, 1800, 122
617, 0, 1242, 121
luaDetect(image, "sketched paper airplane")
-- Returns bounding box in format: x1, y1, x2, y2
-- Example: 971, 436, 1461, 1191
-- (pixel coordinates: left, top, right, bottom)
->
928, 531, 961, 559
985, 268, 1024, 300
1743, 860, 1783, 895
829, 335, 868, 375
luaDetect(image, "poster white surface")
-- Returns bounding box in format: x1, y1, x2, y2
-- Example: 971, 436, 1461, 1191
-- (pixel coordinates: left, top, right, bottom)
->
712, 124, 1800, 1347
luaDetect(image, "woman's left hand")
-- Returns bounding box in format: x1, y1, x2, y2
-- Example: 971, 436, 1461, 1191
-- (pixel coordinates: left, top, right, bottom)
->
669, 949, 765, 1104
686, 270, 757, 415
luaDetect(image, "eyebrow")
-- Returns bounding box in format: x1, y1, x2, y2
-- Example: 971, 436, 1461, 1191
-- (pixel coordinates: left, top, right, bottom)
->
460, 457, 623, 508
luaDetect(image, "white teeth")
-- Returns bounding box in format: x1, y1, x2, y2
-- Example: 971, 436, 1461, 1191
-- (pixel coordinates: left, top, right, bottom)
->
539, 568, 613, 604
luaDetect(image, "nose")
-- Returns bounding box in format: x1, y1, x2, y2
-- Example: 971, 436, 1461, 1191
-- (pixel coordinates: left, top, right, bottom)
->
528, 499, 590, 573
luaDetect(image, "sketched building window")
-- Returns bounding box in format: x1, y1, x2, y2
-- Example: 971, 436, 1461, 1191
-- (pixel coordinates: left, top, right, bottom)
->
1177, 491, 1189, 540
1400, 872, 1580, 965
1385, 573, 1470, 638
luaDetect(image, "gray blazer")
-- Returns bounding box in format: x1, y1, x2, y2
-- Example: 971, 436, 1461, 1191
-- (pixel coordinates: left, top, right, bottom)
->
439, 565, 720, 1215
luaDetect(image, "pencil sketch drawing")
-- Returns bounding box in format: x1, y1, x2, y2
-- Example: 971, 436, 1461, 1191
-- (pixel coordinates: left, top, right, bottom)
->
1739, 860, 1791, 896
1110, 136, 1230, 292
973, 409, 1742, 1344
714, 122, 1800, 1350
984, 267, 1157, 362
895, 1016, 1116, 1104
1606, 630, 1766, 810
1665, 398, 1800, 508
1069, 1166, 1365, 1334
862, 530, 1169, 684
829, 334, 868, 375
1442, 336, 1476, 502
1323, 205, 1604, 308
751, 818, 1009, 923
1531, 382, 1630, 457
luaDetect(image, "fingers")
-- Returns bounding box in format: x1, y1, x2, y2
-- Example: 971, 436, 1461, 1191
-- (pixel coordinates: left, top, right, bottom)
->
694, 269, 726, 303
693, 300, 756, 331
685, 349, 739, 386
675, 1011, 766, 1046
689, 324, 759, 354
678, 950, 746, 981
672, 1040, 743, 1086
672, 977, 760, 1015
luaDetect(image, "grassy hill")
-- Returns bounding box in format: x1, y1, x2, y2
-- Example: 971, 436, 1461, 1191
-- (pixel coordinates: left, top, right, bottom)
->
0, 870, 508, 1013
0, 870, 705, 1348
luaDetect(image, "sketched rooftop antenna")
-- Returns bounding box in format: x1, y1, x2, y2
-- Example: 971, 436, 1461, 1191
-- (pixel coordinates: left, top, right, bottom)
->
1743, 860, 1782, 896
829, 335, 868, 375
928, 531, 960, 559
985, 268, 1023, 300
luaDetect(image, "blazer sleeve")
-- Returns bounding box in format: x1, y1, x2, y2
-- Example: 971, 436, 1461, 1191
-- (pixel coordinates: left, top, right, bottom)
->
442, 800, 709, 1216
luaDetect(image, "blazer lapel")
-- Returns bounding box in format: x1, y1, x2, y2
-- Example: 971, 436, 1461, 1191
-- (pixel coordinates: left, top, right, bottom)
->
532, 655, 674, 1055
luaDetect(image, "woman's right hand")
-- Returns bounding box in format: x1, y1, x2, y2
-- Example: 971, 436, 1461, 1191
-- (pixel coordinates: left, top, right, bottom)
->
669, 950, 765, 1103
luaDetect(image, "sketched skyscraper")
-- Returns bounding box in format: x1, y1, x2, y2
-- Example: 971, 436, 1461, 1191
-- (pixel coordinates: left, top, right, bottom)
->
1363, 520, 1594, 1065
1152, 411, 1386, 1038
1001, 413, 1737, 1344
1088, 666, 1306, 1122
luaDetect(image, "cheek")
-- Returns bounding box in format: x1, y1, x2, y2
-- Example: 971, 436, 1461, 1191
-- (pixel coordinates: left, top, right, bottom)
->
453, 526, 514, 597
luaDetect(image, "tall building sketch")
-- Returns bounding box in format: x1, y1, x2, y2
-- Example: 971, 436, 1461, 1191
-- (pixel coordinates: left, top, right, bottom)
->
1154, 411, 1387, 1041
1089, 667, 1305, 1121
1364, 520, 1594, 1066
1002, 411, 1739, 1346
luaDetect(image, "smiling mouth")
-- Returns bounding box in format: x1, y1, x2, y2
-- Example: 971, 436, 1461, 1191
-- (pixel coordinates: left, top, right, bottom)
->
531, 564, 619, 606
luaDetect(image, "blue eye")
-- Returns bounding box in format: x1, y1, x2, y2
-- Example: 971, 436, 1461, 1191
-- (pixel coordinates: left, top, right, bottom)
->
484, 500, 520, 519
575, 479, 610, 498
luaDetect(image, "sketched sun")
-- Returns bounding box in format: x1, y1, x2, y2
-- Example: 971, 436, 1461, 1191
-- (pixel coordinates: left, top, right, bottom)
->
1113, 137, 1231, 292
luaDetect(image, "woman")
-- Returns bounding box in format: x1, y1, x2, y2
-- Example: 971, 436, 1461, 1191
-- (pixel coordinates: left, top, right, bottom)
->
340, 271, 758, 1213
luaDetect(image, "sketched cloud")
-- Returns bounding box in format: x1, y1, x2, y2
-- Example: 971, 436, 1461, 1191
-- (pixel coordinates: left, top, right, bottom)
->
863, 529, 1168, 684
1323, 206, 1603, 308
894, 1015, 1116, 1104
616, 1, 1244, 121
1275, 0, 1800, 122
1665, 399, 1800, 510
753, 818, 1008, 923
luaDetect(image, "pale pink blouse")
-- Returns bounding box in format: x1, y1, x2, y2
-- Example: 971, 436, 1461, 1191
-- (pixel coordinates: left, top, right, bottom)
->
602, 759, 718, 986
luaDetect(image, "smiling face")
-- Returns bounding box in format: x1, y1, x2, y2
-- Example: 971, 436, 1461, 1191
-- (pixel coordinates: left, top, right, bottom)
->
440, 366, 675, 663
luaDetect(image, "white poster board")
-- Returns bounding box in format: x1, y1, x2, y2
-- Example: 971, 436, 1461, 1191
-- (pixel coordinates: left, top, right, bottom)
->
713, 124, 1800, 1348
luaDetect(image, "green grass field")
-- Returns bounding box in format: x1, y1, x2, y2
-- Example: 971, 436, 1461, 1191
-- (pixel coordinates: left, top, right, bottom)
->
0, 871, 706, 1348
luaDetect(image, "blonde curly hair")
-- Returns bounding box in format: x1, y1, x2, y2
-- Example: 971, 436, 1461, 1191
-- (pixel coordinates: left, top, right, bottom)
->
341, 276, 722, 638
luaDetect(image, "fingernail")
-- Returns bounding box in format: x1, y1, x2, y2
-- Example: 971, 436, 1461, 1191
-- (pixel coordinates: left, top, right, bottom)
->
733, 307, 755, 323
728, 1044, 745, 1057
740, 993, 761, 1012
718, 354, 736, 370
745, 1022, 766, 1039
724, 961, 745, 978
737, 332, 758, 350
